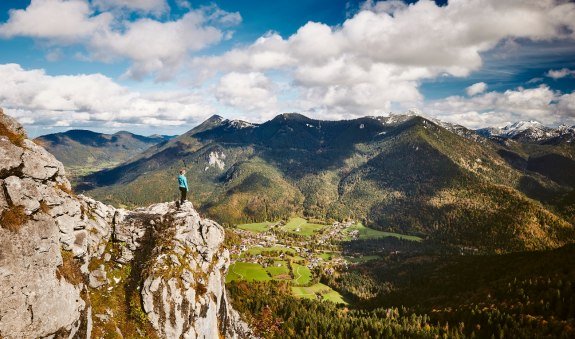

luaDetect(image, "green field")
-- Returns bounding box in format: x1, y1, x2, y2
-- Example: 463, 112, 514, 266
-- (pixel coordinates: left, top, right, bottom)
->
292, 263, 312, 285
282, 217, 327, 236
266, 260, 290, 279
242, 245, 296, 257
292, 283, 347, 304
318, 252, 334, 261
226, 262, 271, 283
236, 221, 274, 233
347, 223, 423, 241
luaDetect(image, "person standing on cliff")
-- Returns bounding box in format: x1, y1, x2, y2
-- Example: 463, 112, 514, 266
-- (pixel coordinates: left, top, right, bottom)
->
178, 169, 189, 205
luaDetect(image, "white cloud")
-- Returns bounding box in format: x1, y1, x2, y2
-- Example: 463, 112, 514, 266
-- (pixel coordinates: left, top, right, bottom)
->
0, 0, 241, 80
466, 82, 488, 96
546, 68, 575, 79
92, 0, 168, 15
0, 0, 111, 42
195, 0, 575, 119
215, 72, 278, 114
90, 11, 226, 80
0, 63, 215, 131
424, 85, 575, 128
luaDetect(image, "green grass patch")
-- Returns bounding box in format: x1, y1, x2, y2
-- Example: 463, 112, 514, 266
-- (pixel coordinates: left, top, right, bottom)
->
266, 260, 290, 279
236, 221, 275, 233
318, 252, 335, 261
243, 245, 296, 257
226, 262, 271, 283
347, 222, 422, 241
282, 217, 327, 237
292, 263, 312, 286
292, 283, 348, 304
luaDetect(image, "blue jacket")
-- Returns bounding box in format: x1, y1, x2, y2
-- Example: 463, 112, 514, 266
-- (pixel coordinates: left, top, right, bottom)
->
178, 174, 188, 191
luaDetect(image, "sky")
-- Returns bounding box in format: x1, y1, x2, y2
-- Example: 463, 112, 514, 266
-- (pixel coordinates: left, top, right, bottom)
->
0, 0, 574, 137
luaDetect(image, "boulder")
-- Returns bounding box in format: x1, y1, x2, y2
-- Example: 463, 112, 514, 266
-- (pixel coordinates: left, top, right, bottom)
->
3, 176, 40, 215
0, 138, 23, 177
21, 139, 64, 181
88, 266, 107, 289
0, 109, 27, 138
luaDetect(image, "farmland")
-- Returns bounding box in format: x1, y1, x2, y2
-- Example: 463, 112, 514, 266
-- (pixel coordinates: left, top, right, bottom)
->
226, 216, 422, 304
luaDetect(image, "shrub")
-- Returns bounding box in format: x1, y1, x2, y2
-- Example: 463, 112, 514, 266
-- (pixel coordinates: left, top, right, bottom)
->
56, 250, 84, 285
0, 205, 27, 232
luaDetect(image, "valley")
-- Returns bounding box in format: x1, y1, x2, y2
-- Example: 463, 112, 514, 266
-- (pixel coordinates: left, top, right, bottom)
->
226, 216, 424, 304
29, 112, 575, 338
34, 129, 173, 178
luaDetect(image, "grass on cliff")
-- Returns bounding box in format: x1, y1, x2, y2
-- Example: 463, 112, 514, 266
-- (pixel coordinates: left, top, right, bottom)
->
56, 250, 84, 285
0, 121, 25, 147
0, 205, 28, 233
89, 241, 158, 339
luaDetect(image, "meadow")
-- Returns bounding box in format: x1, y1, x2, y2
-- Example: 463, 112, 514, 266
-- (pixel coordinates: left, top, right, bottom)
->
281, 217, 327, 236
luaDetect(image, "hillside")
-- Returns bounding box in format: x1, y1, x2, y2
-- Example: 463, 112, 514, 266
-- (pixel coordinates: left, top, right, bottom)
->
35, 129, 173, 177
80, 113, 575, 252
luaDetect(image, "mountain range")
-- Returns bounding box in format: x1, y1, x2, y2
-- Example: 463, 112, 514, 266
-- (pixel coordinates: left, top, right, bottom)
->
47, 113, 575, 253
34, 129, 174, 177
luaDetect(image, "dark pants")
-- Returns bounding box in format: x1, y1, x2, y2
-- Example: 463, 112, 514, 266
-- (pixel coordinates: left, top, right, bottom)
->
179, 187, 187, 203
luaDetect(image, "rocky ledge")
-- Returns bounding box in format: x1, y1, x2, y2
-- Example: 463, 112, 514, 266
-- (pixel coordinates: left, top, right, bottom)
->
0, 109, 252, 338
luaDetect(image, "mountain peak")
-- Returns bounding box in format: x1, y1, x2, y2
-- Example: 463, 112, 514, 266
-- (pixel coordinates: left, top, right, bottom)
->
206, 114, 225, 123
275, 113, 312, 121
503, 120, 544, 132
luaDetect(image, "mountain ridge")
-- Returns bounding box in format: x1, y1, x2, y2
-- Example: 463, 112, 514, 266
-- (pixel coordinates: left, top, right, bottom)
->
34, 129, 174, 177
78, 112, 575, 253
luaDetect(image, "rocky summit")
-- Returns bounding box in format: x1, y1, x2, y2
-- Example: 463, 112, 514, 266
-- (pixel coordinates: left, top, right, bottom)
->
0, 109, 252, 338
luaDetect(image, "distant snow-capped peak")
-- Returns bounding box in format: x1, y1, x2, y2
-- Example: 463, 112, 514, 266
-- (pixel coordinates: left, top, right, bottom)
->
227, 119, 256, 129
476, 120, 575, 142
500, 120, 545, 134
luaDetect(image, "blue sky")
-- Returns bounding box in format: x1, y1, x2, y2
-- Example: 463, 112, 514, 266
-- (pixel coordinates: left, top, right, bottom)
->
0, 0, 574, 137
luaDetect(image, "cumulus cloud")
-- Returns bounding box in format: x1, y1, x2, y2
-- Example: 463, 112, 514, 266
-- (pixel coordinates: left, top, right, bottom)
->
425, 85, 575, 128
90, 10, 227, 80
546, 68, 575, 79
195, 0, 575, 118
0, 63, 215, 132
0, 0, 241, 80
466, 82, 488, 96
0, 0, 111, 42
215, 72, 278, 114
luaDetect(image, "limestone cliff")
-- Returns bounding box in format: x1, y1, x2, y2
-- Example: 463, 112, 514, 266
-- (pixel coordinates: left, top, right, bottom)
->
0, 110, 252, 339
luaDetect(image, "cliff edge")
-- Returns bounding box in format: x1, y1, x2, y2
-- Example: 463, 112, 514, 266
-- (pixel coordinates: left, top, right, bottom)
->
0, 109, 252, 338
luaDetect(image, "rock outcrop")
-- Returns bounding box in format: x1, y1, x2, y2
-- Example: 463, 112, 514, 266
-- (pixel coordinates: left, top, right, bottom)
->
0, 110, 252, 338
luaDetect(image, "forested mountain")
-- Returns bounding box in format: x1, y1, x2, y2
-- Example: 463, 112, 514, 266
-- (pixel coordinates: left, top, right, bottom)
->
34, 129, 173, 176
79, 113, 575, 252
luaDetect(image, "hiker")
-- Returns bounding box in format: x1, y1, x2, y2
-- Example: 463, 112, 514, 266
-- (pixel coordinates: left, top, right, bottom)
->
178, 169, 189, 204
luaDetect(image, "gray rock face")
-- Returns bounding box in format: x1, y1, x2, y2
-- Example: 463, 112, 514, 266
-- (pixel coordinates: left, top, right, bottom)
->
0, 214, 85, 338
0, 138, 23, 177
0, 110, 252, 338
21, 139, 64, 180
138, 202, 230, 338
0, 108, 27, 137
